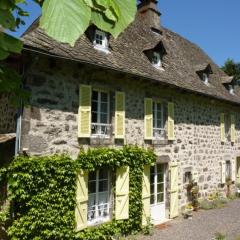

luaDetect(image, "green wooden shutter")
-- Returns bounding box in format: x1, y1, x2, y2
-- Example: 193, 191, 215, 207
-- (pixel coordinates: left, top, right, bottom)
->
220, 113, 225, 142
115, 166, 129, 220
75, 170, 88, 231
221, 161, 226, 184
78, 85, 91, 138
231, 114, 236, 143
168, 102, 175, 140
169, 163, 179, 219
144, 98, 153, 140
142, 165, 151, 226
115, 92, 125, 139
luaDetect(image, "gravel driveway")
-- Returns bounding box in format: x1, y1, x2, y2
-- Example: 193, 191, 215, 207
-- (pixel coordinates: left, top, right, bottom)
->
137, 199, 240, 240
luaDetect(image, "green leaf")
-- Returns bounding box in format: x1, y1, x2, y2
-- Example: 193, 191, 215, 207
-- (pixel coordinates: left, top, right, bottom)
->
0, 48, 9, 60
0, 9, 16, 29
40, 0, 91, 47
109, 0, 136, 38
0, 32, 23, 54
91, 10, 114, 33
83, 0, 94, 8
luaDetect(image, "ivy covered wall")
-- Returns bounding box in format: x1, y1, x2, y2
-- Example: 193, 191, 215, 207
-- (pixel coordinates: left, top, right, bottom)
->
0, 146, 155, 240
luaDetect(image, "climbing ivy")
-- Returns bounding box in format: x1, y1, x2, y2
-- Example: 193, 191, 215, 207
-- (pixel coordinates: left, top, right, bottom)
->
1, 146, 155, 240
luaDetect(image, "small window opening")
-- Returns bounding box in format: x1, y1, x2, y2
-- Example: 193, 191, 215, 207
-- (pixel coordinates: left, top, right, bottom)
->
152, 52, 162, 68
202, 73, 209, 85
93, 30, 108, 52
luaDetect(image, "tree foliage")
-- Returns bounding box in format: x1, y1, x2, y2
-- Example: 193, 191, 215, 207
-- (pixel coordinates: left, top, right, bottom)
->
221, 58, 240, 80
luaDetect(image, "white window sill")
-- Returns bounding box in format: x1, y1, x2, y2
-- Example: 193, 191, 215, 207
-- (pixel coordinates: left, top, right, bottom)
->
153, 65, 165, 71
93, 45, 110, 54
91, 134, 111, 139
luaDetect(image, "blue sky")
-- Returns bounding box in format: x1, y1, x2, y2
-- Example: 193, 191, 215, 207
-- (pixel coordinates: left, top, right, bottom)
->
11, 0, 240, 66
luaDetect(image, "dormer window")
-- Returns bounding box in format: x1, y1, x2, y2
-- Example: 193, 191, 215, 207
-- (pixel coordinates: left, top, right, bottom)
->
229, 85, 234, 95
202, 73, 209, 85
152, 52, 161, 68
93, 30, 108, 52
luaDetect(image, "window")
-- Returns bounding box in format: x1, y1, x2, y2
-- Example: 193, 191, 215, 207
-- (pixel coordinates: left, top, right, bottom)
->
88, 169, 111, 225
224, 114, 231, 141
229, 85, 234, 95
153, 101, 166, 139
226, 161, 231, 181
91, 90, 111, 137
202, 73, 209, 85
93, 30, 108, 50
152, 52, 162, 68
183, 171, 192, 184
150, 164, 165, 205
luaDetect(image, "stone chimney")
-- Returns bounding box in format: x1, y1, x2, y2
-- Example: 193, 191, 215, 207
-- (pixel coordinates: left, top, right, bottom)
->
138, 0, 161, 29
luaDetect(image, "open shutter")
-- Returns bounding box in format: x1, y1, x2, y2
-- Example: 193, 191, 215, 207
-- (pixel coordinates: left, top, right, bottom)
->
75, 170, 88, 231
232, 160, 236, 182
168, 102, 175, 140
169, 163, 179, 219
231, 114, 236, 143
142, 165, 151, 226
220, 113, 225, 142
78, 85, 91, 138
115, 92, 125, 139
115, 166, 129, 220
144, 98, 153, 140
221, 161, 226, 184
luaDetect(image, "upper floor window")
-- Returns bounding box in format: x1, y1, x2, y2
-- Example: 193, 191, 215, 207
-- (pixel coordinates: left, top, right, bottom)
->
152, 101, 167, 139
93, 30, 108, 51
152, 52, 162, 68
202, 73, 209, 85
224, 114, 231, 141
91, 90, 111, 137
229, 85, 234, 95
88, 168, 111, 225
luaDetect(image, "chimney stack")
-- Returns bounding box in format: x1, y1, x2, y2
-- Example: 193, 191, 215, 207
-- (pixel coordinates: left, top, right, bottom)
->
138, 0, 161, 29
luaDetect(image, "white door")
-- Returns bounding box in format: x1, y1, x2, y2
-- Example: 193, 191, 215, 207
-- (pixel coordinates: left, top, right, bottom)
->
150, 164, 166, 224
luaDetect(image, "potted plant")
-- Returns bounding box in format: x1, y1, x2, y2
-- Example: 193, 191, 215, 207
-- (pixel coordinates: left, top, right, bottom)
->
184, 203, 193, 219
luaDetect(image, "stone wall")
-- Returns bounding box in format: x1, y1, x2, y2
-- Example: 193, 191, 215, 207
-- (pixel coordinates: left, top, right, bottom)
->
0, 94, 16, 134
21, 56, 240, 207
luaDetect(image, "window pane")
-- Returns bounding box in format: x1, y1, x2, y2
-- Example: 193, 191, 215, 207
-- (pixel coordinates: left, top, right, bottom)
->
100, 113, 108, 124
101, 102, 108, 113
157, 164, 164, 173
89, 181, 96, 194
157, 193, 164, 203
89, 171, 96, 181
92, 101, 98, 112
150, 184, 154, 195
150, 166, 155, 175
99, 169, 108, 180
157, 173, 163, 183
150, 173, 154, 184
92, 112, 98, 123
101, 92, 108, 102
99, 180, 108, 192
92, 91, 98, 101
157, 183, 163, 193
150, 194, 154, 205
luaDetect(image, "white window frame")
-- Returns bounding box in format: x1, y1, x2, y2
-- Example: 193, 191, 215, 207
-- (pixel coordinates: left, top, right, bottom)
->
150, 164, 166, 206
153, 101, 166, 139
202, 73, 209, 85
91, 89, 111, 138
88, 169, 111, 226
152, 52, 162, 68
229, 84, 234, 95
93, 30, 109, 52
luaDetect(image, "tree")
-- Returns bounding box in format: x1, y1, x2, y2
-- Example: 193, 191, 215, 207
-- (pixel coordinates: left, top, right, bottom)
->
0, 0, 137, 101
221, 59, 240, 80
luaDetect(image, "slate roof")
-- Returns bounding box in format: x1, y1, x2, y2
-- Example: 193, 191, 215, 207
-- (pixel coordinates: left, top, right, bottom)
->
22, 13, 240, 105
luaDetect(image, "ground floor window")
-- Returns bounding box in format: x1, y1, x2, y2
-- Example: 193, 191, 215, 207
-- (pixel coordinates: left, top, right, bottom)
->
88, 168, 111, 225
226, 160, 231, 181
150, 164, 165, 205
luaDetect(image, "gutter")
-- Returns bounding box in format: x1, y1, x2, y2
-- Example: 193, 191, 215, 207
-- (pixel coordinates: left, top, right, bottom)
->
22, 46, 240, 107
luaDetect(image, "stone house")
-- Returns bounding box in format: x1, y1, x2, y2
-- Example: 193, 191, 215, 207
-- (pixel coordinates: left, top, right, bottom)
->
13, 0, 240, 229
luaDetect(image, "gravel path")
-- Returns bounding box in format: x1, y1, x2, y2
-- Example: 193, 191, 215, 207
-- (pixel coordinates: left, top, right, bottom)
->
137, 199, 240, 240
